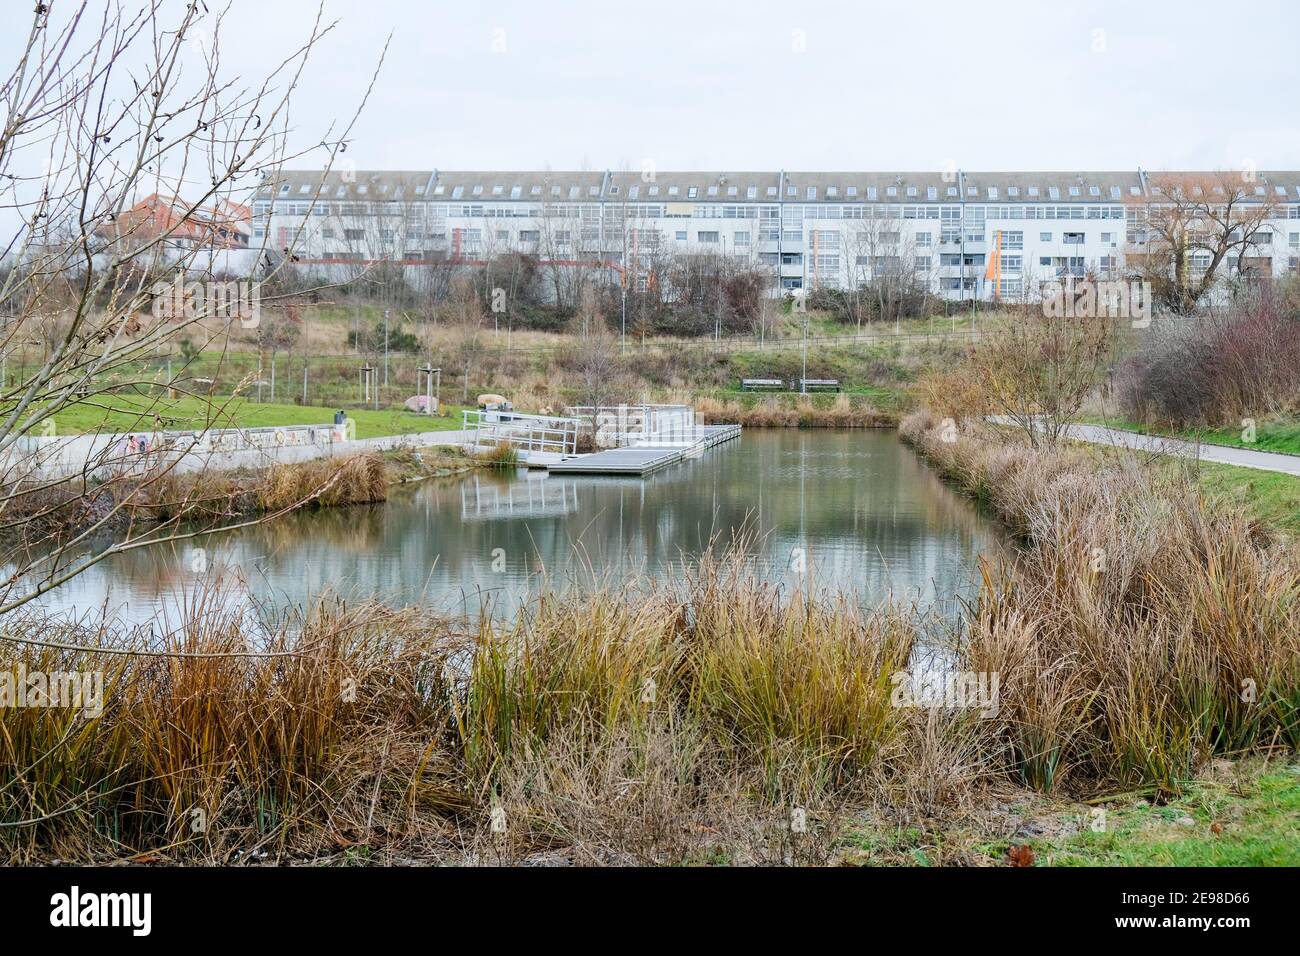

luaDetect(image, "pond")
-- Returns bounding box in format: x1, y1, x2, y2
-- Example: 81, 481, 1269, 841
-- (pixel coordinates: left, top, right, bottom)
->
33, 429, 1003, 625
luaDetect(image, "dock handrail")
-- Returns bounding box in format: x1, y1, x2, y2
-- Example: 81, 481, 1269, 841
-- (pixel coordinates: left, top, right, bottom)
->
462, 409, 580, 456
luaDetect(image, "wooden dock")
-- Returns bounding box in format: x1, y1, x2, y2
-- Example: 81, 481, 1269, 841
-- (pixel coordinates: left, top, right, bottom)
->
547, 424, 740, 476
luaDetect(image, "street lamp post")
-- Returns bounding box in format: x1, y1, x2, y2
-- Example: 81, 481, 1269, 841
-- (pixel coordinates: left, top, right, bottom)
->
801, 304, 809, 395
382, 309, 390, 388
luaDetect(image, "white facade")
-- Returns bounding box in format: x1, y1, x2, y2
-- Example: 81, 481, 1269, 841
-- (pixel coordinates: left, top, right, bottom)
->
253, 169, 1300, 301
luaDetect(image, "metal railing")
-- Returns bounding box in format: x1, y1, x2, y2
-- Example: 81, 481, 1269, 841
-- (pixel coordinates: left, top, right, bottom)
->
462, 409, 579, 456
566, 404, 702, 448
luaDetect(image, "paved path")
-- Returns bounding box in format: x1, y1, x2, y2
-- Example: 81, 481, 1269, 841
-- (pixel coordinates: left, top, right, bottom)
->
183, 429, 475, 473
1059, 422, 1300, 477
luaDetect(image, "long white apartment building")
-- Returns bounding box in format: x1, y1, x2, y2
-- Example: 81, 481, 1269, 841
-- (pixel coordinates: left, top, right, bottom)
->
253, 168, 1300, 300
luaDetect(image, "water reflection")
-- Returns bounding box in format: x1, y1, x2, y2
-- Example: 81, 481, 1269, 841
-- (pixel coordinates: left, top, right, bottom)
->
31, 430, 1002, 625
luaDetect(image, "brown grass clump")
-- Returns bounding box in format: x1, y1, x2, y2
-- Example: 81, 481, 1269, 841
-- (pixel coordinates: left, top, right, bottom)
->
0, 551, 947, 865
694, 393, 892, 428
256, 452, 388, 511
902, 410, 1300, 796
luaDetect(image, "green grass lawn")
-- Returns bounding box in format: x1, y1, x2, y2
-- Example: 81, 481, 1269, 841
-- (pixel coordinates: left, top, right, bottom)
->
1186, 460, 1300, 535
839, 761, 1300, 866
1009, 767, 1300, 866
41, 395, 466, 440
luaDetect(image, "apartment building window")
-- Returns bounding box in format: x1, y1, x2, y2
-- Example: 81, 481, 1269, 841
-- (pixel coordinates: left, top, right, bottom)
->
1001, 231, 1023, 250
1039, 257, 1052, 266
1000, 254, 1022, 272
1289, 232, 1300, 251
496, 230, 509, 242
734, 231, 750, 244
916, 231, 932, 247
675, 231, 687, 241
687, 187, 698, 198
343, 229, 364, 240
879, 231, 900, 245
1000, 278, 1023, 294
555, 230, 571, 242
1101, 232, 1113, 243
915, 255, 931, 270
1252, 231, 1273, 245
781, 253, 802, 265
1040, 232, 1052, 242
519, 230, 539, 242
698, 231, 719, 243
1063, 232, 1084, 244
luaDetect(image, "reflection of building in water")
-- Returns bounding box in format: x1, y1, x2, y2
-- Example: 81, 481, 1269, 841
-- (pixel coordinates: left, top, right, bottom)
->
460, 474, 580, 520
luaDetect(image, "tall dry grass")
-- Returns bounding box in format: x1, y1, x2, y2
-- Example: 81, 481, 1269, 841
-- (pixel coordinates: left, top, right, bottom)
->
694, 393, 891, 428
256, 452, 389, 511
902, 411, 1300, 795
0, 554, 958, 864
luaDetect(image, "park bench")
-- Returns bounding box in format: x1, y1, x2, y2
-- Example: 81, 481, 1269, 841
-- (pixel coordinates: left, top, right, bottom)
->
741, 378, 785, 391
799, 378, 841, 392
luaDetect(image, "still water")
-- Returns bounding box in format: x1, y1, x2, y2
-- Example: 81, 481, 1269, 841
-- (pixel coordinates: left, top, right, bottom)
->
35, 430, 1002, 625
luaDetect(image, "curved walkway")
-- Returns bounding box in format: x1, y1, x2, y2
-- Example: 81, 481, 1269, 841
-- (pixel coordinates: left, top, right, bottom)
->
1063, 423, 1300, 477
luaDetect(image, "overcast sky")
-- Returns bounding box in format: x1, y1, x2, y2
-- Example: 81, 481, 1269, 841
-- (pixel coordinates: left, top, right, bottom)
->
203, 0, 1299, 174
4, 0, 1299, 191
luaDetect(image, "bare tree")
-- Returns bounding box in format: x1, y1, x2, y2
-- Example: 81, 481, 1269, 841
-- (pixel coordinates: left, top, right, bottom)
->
967, 310, 1114, 447
1126, 171, 1279, 314
0, 2, 382, 614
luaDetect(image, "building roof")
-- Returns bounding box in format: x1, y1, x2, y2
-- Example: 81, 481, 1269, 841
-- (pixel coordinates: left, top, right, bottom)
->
431, 170, 606, 202
258, 169, 1300, 204
257, 169, 436, 202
